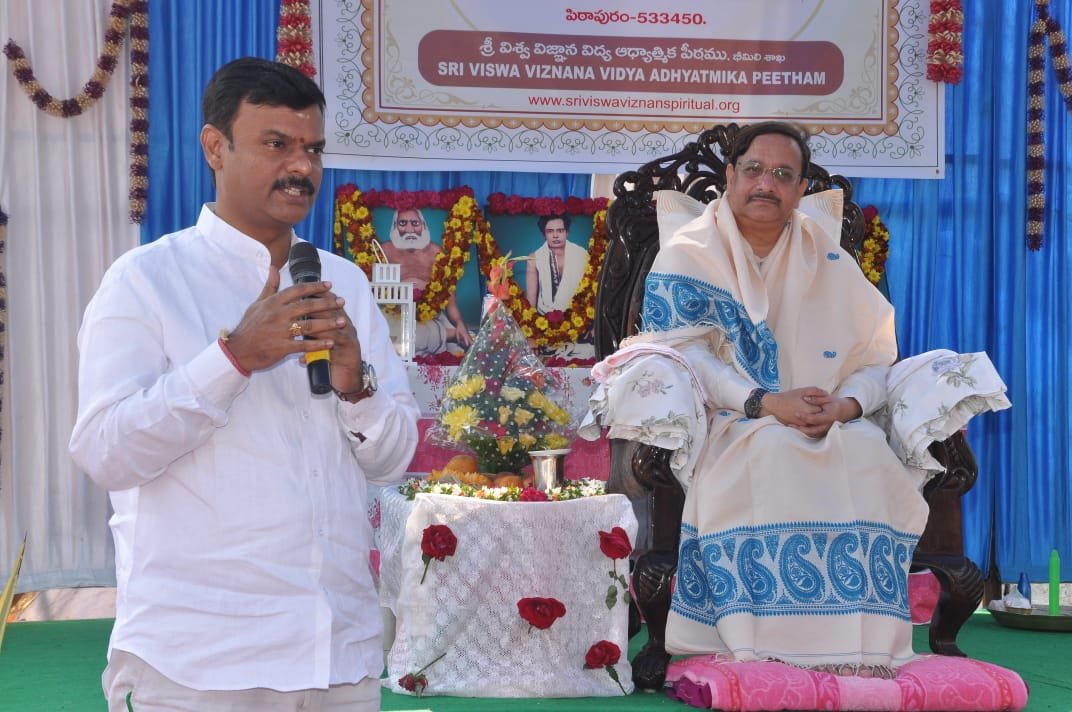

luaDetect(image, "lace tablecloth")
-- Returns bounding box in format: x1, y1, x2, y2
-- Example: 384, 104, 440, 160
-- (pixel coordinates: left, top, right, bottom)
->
377, 487, 638, 697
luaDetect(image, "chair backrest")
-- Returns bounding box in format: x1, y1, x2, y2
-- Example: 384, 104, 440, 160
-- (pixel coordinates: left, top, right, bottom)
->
594, 123, 866, 360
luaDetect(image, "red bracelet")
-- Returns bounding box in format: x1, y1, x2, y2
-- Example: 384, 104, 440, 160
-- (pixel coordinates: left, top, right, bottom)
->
217, 330, 251, 378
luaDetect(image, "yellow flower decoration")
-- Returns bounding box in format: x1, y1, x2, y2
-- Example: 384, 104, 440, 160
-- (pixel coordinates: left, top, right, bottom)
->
542, 433, 571, 450
441, 405, 478, 441
447, 374, 485, 400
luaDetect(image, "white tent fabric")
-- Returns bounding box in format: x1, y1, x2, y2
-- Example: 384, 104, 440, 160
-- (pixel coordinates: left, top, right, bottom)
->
0, 0, 139, 591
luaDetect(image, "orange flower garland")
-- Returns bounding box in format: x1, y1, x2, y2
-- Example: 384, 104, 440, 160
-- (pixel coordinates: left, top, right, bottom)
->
332, 186, 610, 347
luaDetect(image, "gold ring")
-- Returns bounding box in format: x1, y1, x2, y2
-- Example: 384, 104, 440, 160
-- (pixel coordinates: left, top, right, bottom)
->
289, 321, 303, 337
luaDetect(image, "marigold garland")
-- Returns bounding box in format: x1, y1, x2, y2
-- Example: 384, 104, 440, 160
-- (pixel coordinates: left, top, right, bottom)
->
859, 205, 890, 286
333, 185, 477, 323
3, 0, 150, 222
477, 200, 608, 347
275, 0, 317, 78
1027, 0, 1072, 250
926, 0, 964, 84
332, 186, 610, 347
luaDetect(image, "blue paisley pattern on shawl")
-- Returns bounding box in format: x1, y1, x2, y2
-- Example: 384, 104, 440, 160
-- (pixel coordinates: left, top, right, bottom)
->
642, 271, 779, 391
672, 521, 916, 625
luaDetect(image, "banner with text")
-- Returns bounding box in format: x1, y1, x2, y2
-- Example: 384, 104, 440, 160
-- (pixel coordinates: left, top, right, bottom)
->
312, 0, 943, 178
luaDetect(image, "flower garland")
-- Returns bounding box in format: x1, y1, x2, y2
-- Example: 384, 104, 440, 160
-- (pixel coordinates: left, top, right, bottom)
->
480, 194, 610, 347
398, 476, 606, 501
3, 0, 149, 222
859, 205, 891, 285
332, 186, 610, 346
1027, 0, 1072, 250
926, 0, 964, 84
275, 0, 317, 78
333, 185, 477, 321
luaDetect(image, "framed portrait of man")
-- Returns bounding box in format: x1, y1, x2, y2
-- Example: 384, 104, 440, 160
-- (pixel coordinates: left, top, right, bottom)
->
333, 186, 482, 361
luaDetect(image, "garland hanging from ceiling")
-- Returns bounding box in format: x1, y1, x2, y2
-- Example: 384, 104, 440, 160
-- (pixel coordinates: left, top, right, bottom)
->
276, 0, 316, 77
1027, 0, 1072, 250
926, 0, 964, 84
3, 0, 149, 222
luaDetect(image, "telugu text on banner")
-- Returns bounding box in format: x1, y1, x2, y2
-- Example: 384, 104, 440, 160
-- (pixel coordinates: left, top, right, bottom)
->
312, 0, 943, 178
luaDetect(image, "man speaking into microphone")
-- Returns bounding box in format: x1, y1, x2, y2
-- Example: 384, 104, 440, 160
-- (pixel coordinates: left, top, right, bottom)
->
70, 57, 418, 712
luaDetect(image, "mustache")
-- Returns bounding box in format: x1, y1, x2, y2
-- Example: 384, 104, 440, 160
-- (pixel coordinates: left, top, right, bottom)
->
748, 191, 781, 205
272, 177, 316, 194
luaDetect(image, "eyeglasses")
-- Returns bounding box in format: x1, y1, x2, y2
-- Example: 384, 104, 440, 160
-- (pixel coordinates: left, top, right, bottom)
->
736, 161, 801, 186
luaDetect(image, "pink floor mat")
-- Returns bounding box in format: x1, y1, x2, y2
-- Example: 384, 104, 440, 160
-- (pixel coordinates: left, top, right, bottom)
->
666, 653, 1028, 711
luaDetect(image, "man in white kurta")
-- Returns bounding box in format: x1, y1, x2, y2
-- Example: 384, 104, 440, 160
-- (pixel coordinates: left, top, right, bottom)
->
629, 123, 927, 675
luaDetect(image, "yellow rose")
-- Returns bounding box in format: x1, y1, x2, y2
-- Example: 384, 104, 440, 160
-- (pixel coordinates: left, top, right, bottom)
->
514, 408, 535, 426
501, 386, 525, 402
519, 433, 537, 448
497, 437, 516, 455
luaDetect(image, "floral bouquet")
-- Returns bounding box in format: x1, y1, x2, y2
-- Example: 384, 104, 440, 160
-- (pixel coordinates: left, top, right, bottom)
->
428, 257, 576, 474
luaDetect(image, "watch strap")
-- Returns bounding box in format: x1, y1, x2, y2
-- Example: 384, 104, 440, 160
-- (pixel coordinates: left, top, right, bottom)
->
744, 387, 768, 419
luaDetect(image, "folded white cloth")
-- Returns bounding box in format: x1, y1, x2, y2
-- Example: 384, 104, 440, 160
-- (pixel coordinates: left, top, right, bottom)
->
881, 349, 1011, 474
579, 342, 708, 487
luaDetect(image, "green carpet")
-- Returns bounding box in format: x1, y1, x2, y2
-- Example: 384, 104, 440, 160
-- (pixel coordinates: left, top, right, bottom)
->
0, 613, 1067, 711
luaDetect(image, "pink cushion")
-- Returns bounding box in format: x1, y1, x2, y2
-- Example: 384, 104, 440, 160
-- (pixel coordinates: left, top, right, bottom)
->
909, 570, 941, 625
666, 654, 1028, 711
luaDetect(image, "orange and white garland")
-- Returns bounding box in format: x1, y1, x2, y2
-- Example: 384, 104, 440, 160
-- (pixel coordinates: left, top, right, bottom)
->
332, 186, 609, 347
276, 0, 317, 78
3, 0, 149, 222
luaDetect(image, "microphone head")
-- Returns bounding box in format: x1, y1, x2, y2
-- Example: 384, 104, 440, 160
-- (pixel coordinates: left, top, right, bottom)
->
288, 241, 321, 283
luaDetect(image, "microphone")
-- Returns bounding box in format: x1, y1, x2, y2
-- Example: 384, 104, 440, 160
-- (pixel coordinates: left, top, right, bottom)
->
288, 241, 332, 395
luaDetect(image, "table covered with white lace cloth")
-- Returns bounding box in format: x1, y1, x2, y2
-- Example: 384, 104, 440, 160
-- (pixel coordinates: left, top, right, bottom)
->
376, 487, 638, 697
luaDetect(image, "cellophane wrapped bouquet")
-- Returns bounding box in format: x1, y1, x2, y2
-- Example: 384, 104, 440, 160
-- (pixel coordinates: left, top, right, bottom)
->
429, 258, 575, 475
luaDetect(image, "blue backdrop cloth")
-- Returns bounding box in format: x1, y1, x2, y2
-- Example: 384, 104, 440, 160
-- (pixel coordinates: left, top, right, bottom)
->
144, 0, 1071, 584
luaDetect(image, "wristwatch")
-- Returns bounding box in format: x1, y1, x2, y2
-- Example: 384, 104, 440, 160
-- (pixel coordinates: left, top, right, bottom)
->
335, 361, 377, 403
744, 387, 768, 419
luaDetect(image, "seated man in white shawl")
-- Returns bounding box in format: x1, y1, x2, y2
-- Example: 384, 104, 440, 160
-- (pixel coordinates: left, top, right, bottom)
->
616, 122, 924, 680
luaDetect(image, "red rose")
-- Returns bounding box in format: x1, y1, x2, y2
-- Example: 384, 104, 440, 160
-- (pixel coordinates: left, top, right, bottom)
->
519, 487, 548, 502
398, 673, 427, 696
421, 524, 458, 561
863, 204, 879, 222
584, 640, 627, 694
599, 527, 632, 560
584, 640, 621, 669
420, 524, 458, 584
517, 596, 567, 630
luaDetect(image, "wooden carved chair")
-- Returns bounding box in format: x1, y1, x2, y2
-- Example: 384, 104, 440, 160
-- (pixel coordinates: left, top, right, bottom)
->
593, 124, 985, 691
